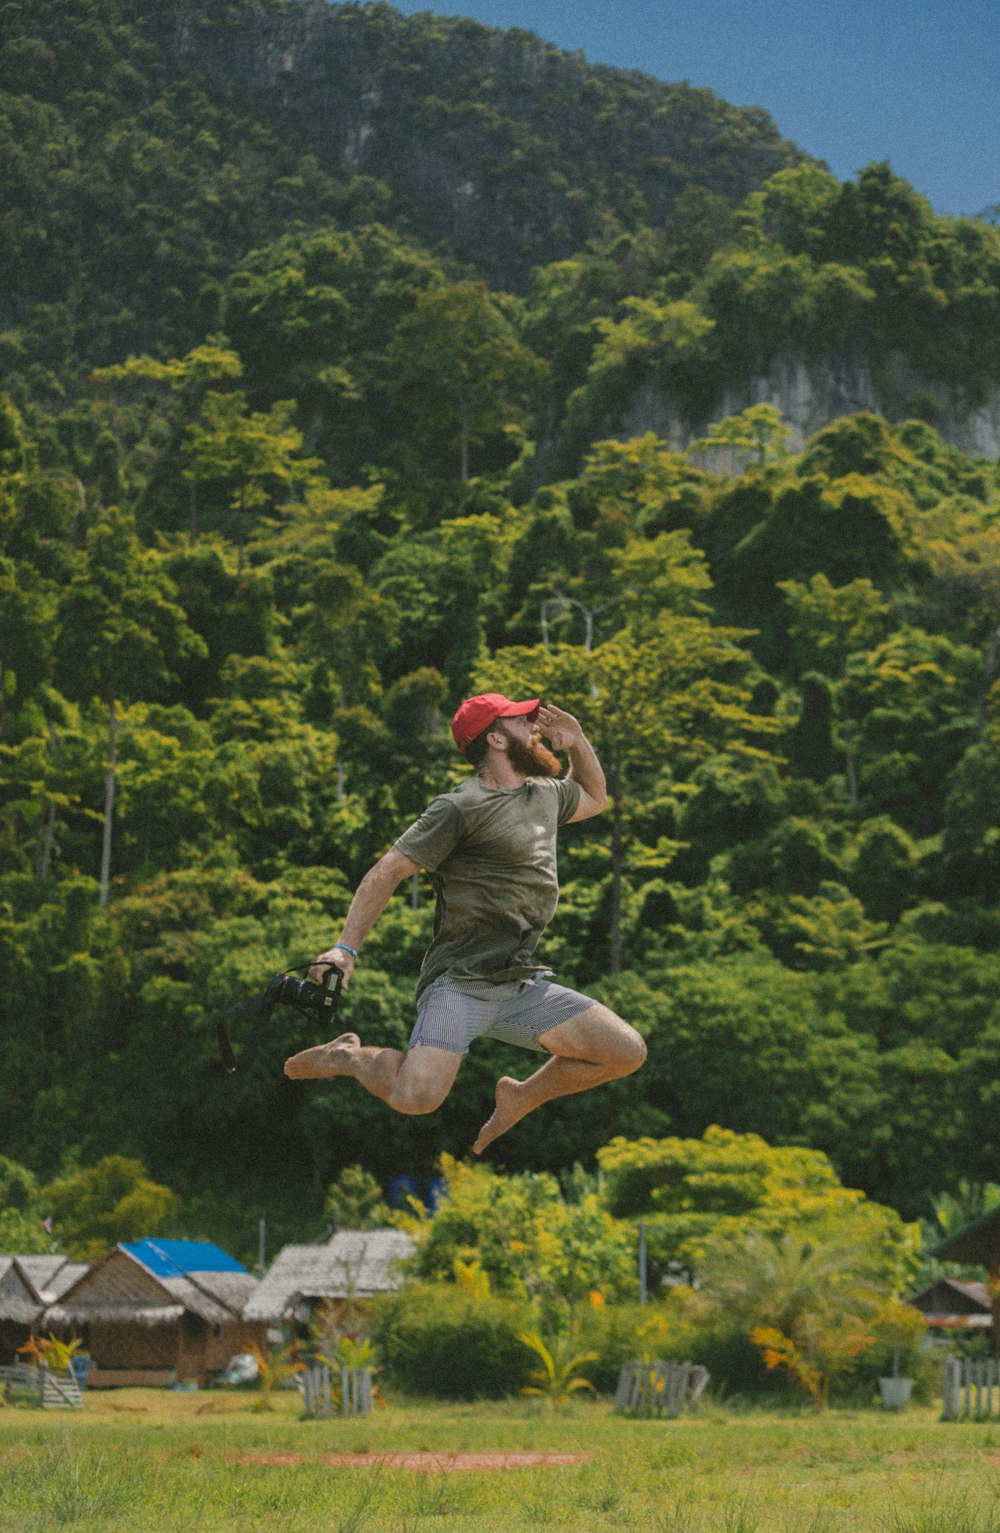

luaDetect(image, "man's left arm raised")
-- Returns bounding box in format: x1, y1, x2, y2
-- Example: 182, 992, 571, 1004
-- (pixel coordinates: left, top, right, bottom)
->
537, 703, 607, 821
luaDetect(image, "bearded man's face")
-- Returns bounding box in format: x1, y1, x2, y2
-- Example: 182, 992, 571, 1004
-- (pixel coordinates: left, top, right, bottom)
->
500, 725, 562, 778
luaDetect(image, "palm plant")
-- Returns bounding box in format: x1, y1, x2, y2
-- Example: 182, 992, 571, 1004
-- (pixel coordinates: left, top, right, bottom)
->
248, 1340, 303, 1412
453, 1256, 491, 1299
518, 1330, 598, 1409
698, 1231, 885, 1406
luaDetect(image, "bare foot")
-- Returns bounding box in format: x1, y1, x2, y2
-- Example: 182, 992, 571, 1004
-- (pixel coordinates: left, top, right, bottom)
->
472, 1076, 525, 1155
283, 1032, 361, 1080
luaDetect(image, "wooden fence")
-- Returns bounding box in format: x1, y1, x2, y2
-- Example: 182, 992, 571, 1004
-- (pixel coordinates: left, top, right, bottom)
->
0, 1362, 84, 1409
296, 1363, 374, 1416
943, 1357, 1000, 1420
614, 1359, 710, 1418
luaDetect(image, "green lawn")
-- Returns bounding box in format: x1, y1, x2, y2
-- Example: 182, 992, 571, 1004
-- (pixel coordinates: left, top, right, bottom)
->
3, 1389, 1000, 1531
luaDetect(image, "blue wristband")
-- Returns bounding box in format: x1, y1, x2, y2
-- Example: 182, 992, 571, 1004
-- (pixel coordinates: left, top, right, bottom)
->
334, 943, 358, 960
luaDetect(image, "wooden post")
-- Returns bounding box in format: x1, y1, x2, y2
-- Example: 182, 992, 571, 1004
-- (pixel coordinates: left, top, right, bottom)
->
943, 1355, 961, 1420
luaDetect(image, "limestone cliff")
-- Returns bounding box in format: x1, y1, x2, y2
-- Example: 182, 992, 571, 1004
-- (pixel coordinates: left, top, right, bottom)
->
620, 353, 1000, 460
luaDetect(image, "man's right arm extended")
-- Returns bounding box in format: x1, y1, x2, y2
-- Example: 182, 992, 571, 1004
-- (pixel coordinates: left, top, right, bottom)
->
310, 845, 421, 988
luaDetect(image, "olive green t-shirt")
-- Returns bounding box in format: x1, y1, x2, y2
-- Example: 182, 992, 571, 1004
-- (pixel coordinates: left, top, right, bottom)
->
395, 774, 582, 998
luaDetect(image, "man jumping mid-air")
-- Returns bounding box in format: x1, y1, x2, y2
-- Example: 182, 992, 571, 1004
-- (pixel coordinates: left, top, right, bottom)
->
284, 693, 646, 1153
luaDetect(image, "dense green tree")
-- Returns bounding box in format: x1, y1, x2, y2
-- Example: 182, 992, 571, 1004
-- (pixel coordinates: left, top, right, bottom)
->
597, 1125, 914, 1291
53, 509, 206, 902
938, 729, 1000, 898
848, 817, 920, 923
224, 224, 444, 478
93, 339, 244, 543
324, 1165, 391, 1232
732, 474, 911, 610
919, 524, 1000, 738
183, 391, 322, 565
403, 1154, 635, 1312
0, 1157, 54, 1254
849, 628, 981, 834
557, 295, 715, 472
780, 573, 890, 808
599, 958, 881, 1172
159, 538, 277, 711
387, 282, 545, 482
0, 558, 54, 736
369, 512, 507, 692
43, 1155, 180, 1262
689, 402, 792, 468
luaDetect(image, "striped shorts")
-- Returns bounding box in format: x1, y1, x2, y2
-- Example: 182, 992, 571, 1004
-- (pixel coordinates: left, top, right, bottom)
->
408, 973, 598, 1057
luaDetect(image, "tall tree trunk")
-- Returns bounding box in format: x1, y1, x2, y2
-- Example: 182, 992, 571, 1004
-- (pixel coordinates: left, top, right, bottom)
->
459, 408, 470, 483
609, 759, 624, 975
188, 478, 199, 548
99, 691, 117, 907
37, 800, 58, 881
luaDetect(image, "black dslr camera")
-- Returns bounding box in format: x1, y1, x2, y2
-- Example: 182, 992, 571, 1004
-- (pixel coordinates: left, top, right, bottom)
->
218, 962, 343, 1074
262, 965, 343, 1018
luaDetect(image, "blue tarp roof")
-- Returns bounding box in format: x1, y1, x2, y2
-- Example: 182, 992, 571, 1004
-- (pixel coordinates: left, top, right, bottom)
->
122, 1239, 248, 1277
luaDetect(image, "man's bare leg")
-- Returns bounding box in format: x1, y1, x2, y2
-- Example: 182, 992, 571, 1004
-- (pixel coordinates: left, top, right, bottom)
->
284, 1036, 461, 1115
472, 1005, 646, 1154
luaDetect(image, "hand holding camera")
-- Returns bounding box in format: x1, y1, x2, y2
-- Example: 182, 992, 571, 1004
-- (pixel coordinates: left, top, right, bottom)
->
309, 943, 356, 989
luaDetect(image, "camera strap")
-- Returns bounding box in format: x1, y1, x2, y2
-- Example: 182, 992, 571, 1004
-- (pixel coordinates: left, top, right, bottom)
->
216, 992, 274, 1075
217, 962, 341, 1075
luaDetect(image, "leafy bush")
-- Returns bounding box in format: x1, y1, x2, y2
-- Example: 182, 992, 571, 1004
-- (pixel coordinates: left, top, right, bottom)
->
370, 1283, 535, 1399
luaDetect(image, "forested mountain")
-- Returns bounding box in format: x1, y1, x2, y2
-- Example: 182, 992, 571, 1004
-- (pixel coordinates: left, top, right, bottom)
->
3, 0, 1000, 1263
1, 0, 805, 387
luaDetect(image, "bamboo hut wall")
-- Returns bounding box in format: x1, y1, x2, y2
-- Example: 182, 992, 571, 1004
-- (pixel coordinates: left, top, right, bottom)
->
88, 1320, 181, 1370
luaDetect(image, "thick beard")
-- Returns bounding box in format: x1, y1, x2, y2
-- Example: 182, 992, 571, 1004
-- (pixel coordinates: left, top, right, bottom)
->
506, 733, 562, 779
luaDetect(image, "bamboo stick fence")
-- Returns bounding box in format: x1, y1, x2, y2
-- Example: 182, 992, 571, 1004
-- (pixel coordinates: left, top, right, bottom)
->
614, 1359, 710, 1418
296, 1363, 374, 1416
0, 1362, 84, 1409
943, 1357, 1000, 1420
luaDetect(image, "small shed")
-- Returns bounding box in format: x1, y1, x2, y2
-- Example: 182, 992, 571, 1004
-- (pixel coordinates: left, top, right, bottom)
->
908, 1276, 994, 1336
42, 1239, 266, 1387
245, 1228, 415, 1335
931, 1206, 1000, 1353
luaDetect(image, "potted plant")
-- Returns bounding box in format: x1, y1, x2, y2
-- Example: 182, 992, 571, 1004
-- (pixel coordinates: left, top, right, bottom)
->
873, 1303, 923, 1410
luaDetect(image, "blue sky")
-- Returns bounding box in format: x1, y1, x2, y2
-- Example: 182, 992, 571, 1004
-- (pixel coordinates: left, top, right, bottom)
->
389, 0, 1000, 219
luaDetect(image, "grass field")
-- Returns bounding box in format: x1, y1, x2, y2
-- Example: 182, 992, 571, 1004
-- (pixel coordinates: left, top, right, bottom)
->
3, 1388, 1000, 1532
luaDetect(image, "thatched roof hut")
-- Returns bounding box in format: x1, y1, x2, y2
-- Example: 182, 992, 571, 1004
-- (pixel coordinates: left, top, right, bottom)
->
0, 1258, 44, 1324
245, 1228, 414, 1330
0, 1257, 43, 1363
43, 1239, 266, 1387
12, 1256, 89, 1304
0, 1255, 89, 1364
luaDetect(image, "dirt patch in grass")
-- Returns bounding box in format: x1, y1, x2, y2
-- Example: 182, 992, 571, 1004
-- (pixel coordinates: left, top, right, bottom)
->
230, 1451, 592, 1473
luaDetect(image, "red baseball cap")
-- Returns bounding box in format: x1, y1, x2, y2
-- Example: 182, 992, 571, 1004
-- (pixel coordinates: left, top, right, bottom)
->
451, 693, 540, 750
